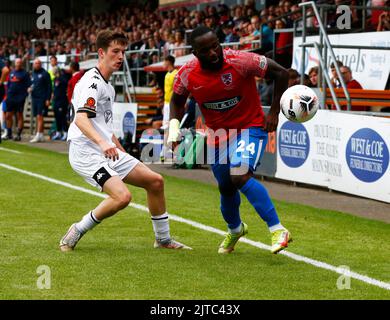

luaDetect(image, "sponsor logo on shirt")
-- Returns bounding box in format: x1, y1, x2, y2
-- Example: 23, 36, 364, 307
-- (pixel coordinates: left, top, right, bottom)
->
203, 96, 241, 111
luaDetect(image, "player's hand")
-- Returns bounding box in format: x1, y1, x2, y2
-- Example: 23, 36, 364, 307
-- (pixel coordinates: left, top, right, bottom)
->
100, 141, 119, 161
45, 100, 50, 107
264, 111, 279, 132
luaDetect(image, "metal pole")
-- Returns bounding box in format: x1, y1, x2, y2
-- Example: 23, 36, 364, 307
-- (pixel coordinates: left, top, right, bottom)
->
362, 5, 366, 30
321, 6, 327, 110
318, 6, 324, 88
299, 1, 351, 110
313, 42, 341, 111
300, 5, 306, 84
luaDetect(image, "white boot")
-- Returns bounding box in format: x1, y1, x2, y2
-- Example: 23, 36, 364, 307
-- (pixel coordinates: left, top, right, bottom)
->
30, 133, 44, 143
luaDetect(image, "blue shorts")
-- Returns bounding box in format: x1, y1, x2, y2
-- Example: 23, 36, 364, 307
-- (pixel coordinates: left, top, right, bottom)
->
211, 127, 268, 177
32, 99, 45, 116
5, 99, 25, 113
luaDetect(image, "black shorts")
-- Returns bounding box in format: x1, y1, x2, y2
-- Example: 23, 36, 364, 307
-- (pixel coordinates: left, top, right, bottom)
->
5, 99, 25, 113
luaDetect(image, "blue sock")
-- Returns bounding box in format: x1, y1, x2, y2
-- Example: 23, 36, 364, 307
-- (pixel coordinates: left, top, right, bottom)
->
7, 128, 12, 137
240, 178, 280, 228
220, 191, 241, 230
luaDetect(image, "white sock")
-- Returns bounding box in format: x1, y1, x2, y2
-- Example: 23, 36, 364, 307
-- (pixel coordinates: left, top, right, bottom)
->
75, 210, 101, 234
151, 212, 170, 243
228, 224, 242, 234
269, 223, 284, 233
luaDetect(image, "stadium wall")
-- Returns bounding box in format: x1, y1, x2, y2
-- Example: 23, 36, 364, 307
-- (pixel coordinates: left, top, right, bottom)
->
276, 110, 390, 203
291, 31, 390, 90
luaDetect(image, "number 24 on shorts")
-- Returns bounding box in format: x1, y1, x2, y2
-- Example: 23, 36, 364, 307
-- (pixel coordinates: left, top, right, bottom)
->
236, 140, 259, 155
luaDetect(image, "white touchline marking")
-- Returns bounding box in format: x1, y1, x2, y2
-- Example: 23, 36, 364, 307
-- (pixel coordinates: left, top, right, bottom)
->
0, 162, 389, 291
0, 147, 23, 154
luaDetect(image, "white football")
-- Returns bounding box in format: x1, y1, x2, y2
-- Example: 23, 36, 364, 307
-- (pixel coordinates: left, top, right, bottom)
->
280, 85, 319, 123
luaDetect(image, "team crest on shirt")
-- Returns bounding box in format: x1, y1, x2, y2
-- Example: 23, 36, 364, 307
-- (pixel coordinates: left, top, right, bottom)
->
221, 73, 233, 86
104, 110, 113, 124
84, 97, 96, 111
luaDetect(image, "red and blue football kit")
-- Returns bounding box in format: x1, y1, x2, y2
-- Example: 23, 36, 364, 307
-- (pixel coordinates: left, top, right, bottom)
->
173, 48, 282, 234
174, 48, 268, 132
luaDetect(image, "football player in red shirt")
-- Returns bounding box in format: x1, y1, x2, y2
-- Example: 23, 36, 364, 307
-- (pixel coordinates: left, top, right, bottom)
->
168, 27, 292, 254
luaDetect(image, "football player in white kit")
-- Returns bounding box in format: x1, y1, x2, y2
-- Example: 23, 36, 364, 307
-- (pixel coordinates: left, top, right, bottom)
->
60, 30, 191, 251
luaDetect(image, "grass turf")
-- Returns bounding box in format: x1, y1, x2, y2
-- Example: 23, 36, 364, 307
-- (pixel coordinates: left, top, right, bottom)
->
0, 141, 389, 299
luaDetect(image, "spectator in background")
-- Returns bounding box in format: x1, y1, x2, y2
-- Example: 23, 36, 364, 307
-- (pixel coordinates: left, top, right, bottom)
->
67, 61, 84, 104
2, 58, 30, 141
377, 9, 390, 31
217, 4, 231, 25
162, 55, 177, 130
340, 66, 363, 89
171, 31, 186, 57
52, 68, 70, 141
161, 55, 178, 160
339, 66, 369, 111
370, 0, 386, 29
222, 20, 240, 44
330, 60, 344, 88
30, 58, 52, 143
0, 59, 10, 104
303, 73, 312, 87
240, 15, 261, 48
274, 19, 293, 68
48, 55, 58, 84
308, 66, 319, 87
0, 59, 10, 140
287, 68, 300, 87
232, 5, 245, 27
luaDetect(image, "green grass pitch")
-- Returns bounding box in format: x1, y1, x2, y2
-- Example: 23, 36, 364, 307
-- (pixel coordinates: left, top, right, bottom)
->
0, 141, 389, 299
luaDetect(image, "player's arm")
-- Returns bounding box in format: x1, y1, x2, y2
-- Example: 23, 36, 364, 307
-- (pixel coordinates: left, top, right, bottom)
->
74, 82, 119, 161
75, 113, 119, 161
112, 134, 126, 152
264, 58, 289, 132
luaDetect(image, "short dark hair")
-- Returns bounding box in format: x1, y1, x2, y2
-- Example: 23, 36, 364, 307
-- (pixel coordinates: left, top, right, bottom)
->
330, 60, 343, 69
341, 65, 352, 73
70, 61, 79, 71
96, 30, 128, 52
50, 55, 57, 60
287, 68, 300, 79
164, 55, 175, 65
190, 26, 214, 47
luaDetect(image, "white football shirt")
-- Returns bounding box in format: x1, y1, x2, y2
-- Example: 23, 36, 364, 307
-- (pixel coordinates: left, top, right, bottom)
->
67, 67, 116, 150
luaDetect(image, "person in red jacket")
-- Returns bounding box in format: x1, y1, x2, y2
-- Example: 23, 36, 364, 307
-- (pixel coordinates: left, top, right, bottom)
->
64, 61, 84, 141
67, 61, 84, 103
340, 66, 368, 112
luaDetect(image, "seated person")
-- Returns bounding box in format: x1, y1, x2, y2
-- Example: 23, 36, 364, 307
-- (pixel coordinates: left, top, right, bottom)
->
338, 66, 369, 112
308, 66, 319, 87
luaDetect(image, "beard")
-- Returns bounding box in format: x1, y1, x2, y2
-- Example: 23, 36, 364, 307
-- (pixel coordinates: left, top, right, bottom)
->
198, 50, 224, 71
